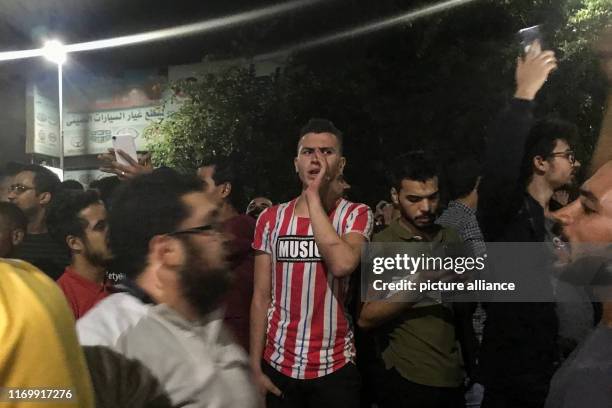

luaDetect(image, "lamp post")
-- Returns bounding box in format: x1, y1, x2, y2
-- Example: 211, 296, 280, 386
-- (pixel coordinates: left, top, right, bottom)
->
42, 40, 67, 172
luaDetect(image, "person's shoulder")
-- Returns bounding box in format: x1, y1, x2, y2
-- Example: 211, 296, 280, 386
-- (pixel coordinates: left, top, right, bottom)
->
122, 309, 167, 339
257, 200, 294, 223
438, 226, 462, 243
226, 214, 256, 234
114, 312, 180, 372
340, 199, 371, 211
0, 258, 62, 297
269, 200, 295, 213
82, 293, 150, 326
57, 271, 70, 283
228, 213, 256, 226
373, 224, 395, 242
118, 306, 187, 354
87, 292, 145, 313
77, 293, 150, 346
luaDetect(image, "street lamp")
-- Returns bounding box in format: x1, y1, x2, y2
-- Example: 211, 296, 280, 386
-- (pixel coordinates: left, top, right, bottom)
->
42, 40, 67, 172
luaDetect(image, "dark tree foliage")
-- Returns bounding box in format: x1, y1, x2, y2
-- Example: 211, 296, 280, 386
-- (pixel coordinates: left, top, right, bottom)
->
147, 0, 610, 207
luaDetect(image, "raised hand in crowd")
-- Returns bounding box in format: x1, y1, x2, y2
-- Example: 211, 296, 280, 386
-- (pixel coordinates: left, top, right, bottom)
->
552, 189, 571, 207
98, 148, 153, 180
514, 40, 557, 101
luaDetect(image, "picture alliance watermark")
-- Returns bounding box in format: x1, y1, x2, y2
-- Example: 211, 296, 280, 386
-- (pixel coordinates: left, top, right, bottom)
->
360, 242, 612, 302
369, 253, 516, 295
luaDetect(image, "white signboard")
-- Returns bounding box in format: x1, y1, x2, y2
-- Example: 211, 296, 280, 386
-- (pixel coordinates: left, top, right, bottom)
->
28, 85, 61, 157
63, 106, 164, 156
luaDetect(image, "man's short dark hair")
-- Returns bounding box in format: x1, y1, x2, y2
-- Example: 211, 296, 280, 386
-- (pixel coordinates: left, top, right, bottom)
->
389, 151, 439, 192
0, 202, 27, 232
89, 176, 121, 209
443, 155, 482, 200
108, 168, 203, 279
206, 155, 248, 212
60, 179, 85, 191
299, 118, 343, 152
520, 117, 578, 183
18, 164, 61, 195
47, 190, 102, 251
0, 162, 24, 180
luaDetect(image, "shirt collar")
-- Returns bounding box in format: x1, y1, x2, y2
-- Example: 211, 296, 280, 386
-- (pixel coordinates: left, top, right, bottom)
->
389, 218, 443, 242
113, 278, 156, 305
63, 266, 110, 290
447, 200, 477, 216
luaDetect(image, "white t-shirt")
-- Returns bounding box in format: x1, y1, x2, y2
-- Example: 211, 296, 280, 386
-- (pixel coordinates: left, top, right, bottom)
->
77, 292, 150, 347
116, 304, 257, 408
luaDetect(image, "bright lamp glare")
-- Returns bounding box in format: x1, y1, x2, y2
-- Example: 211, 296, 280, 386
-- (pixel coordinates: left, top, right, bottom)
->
42, 40, 67, 65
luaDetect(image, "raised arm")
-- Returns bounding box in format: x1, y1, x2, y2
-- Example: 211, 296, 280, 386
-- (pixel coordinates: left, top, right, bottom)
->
478, 43, 557, 239
306, 151, 371, 278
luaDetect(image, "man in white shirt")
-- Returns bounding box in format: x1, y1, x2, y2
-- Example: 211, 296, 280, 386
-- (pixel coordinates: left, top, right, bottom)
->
78, 168, 257, 407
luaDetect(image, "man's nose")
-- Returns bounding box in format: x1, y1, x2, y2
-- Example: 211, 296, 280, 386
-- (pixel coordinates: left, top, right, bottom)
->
574, 159, 581, 169
420, 199, 431, 213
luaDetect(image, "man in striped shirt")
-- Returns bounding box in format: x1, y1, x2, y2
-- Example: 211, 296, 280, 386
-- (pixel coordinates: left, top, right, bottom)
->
250, 118, 373, 407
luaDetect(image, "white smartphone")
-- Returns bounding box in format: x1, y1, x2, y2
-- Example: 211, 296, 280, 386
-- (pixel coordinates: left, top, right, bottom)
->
112, 135, 138, 166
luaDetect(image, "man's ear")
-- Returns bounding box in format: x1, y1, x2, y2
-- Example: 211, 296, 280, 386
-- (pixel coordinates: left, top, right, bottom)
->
39, 192, 52, 206
339, 157, 346, 174
294, 157, 299, 173
533, 155, 548, 173
390, 187, 399, 205
66, 235, 84, 253
221, 182, 232, 199
11, 229, 24, 247
148, 235, 183, 269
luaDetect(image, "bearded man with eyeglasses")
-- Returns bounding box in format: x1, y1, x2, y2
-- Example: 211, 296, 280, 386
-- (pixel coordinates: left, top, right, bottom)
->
77, 168, 257, 407
7, 164, 69, 280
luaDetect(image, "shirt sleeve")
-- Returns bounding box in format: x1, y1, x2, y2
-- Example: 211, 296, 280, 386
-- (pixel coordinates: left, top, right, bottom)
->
343, 204, 374, 241
252, 207, 273, 254
478, 98, 535, 240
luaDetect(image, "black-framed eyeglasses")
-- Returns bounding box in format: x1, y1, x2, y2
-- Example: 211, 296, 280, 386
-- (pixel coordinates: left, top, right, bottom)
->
548, 150, 576, 165
166, 224, 217, 237
9, 184, 35, 194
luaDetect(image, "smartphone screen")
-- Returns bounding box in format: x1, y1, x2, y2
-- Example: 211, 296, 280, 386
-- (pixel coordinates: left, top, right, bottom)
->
517, 25, 543, 55
112, 135, 138, 166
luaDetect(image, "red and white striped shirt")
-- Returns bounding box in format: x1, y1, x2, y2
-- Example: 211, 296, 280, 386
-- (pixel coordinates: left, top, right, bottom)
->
253, 197, 373, 379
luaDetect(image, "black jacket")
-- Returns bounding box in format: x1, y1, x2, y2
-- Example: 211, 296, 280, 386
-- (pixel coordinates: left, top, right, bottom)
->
477, 99, 559, 397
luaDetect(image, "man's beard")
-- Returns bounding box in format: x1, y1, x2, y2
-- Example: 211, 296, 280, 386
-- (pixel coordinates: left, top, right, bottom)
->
177, 236, 233, 317
400, 208, 435, 231
83, 244, 112, 269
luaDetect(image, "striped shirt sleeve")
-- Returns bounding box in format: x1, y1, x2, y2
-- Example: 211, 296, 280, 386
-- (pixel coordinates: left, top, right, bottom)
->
343, 203, 374, 240
252, 207, 273, 253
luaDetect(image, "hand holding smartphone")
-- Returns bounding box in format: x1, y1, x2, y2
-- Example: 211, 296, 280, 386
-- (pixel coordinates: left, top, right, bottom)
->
111, 135, 138, 166
517, 25, 546, 57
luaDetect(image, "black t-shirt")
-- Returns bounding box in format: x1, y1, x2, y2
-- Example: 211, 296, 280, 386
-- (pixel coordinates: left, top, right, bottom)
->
13, 233, 69, 280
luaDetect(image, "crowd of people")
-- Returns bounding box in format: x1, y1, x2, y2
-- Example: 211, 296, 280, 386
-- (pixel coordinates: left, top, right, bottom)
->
1, 39, 612, 408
